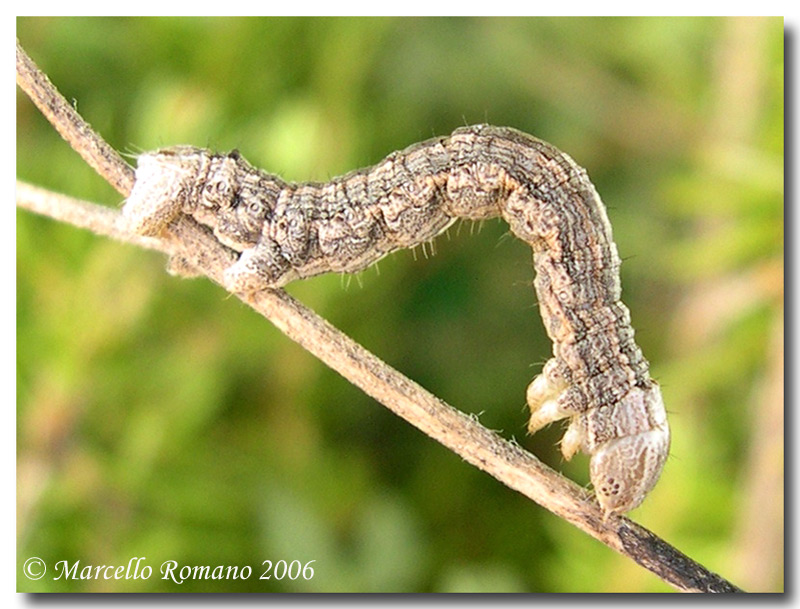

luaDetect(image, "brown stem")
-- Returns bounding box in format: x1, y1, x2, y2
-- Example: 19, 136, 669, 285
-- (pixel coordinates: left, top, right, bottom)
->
16, 39, 135, 196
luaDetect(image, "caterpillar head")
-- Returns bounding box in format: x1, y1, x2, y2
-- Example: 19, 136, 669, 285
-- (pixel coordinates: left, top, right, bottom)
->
589, 384, 670, 517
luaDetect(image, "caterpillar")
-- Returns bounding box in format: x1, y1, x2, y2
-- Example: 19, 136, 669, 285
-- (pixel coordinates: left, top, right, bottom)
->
123, 124, 670, 516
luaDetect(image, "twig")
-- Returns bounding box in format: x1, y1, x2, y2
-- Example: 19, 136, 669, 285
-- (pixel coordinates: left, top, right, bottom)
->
16, 39, 134, 196
15, 182, 166, 253
16, 40, 744, 593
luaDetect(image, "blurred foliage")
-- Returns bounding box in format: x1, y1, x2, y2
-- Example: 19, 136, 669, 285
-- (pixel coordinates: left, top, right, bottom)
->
17, 17, 783, 592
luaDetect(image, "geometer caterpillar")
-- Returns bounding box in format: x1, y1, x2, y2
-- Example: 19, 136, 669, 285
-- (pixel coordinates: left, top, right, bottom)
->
122, 124, 670, 516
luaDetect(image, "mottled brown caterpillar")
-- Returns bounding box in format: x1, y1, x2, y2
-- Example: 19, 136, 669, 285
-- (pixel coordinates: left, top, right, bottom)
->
123, 124, 669, 516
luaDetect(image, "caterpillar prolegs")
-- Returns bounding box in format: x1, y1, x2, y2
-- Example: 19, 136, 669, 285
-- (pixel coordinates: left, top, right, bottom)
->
123, 124, 670, 516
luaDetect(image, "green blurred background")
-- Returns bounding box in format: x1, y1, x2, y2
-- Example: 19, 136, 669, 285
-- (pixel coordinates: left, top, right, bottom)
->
16, 17, 783, 592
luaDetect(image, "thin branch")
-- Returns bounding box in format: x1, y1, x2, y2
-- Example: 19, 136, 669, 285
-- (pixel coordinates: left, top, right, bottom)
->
16, 41, 744, 593
15, 182, 166, 253
16, 39, 134, 196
